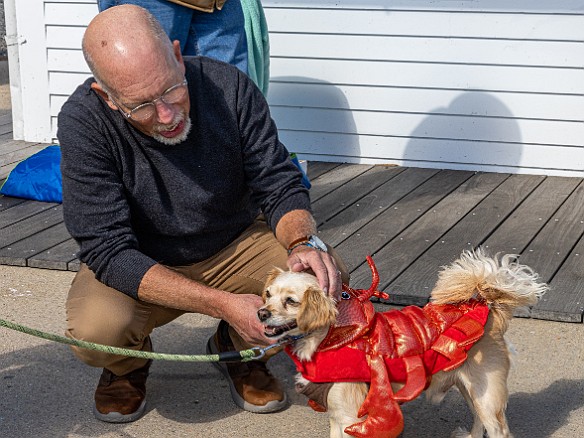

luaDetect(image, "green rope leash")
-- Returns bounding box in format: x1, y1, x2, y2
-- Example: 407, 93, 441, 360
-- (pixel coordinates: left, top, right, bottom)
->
0, 318, 260, 362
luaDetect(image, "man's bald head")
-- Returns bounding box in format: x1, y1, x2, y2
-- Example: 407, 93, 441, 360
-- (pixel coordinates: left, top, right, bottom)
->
83, 4, 177, 94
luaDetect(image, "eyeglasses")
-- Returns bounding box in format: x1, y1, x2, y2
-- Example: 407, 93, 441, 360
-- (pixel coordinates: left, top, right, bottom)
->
108, 79, 188, 122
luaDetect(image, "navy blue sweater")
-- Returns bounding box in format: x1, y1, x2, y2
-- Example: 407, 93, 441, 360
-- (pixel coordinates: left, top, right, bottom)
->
58, 57, 310, 298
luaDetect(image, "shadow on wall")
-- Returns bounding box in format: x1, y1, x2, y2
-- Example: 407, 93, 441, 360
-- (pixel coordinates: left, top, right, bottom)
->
268, 76, 359, 162
405, 92, 522, 170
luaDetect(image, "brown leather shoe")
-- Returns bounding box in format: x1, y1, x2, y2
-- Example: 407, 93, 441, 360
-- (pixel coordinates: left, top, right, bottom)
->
93, 359, 151, 423
206, 321, 287, 413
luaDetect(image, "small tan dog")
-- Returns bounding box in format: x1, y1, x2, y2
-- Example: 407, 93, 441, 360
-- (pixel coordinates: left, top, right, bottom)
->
258, 249, 547, 438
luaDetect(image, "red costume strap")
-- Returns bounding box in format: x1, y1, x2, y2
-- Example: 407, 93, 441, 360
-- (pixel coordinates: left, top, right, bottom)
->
392, 355, 428, 403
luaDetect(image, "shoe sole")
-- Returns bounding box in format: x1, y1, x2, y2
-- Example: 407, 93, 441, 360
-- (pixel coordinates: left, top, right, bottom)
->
206, 337, 288, 413
92, 399, 147, 423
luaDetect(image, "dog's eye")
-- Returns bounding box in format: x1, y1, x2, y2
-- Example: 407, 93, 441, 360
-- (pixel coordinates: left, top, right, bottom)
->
285, 297, 298, 306
265, 290, 271, 298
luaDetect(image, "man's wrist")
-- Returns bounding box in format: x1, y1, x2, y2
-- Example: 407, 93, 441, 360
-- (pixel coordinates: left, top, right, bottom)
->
287, 235, 328, 255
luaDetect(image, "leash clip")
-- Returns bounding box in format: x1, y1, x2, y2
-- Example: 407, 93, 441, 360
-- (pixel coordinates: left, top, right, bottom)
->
248, 333, 306, 361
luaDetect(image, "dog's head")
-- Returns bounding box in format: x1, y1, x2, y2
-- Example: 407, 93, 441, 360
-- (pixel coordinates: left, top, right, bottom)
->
257, 268, 338, 340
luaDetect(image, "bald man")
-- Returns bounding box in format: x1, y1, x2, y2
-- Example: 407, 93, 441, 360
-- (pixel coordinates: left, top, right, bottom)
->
57, 5, 348, 423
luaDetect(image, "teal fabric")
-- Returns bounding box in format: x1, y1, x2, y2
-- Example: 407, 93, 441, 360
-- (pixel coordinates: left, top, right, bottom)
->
0, 145, 62, 203
241, 0, 270, 96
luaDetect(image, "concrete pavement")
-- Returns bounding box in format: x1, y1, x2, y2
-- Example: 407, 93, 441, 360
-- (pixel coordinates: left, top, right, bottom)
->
1, 264, 583, 437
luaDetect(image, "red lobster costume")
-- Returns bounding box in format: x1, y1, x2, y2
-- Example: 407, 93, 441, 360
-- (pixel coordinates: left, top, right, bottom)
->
285, 256, 490, 438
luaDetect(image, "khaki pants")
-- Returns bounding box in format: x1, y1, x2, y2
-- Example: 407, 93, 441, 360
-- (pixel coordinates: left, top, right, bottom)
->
65, 217, 347, 375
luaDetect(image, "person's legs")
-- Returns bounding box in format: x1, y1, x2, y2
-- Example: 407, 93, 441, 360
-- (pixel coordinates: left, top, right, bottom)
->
185, 0, 248, 73
66, 264, 185, 422
66, 264, 183, 375
97, 0, 193, 54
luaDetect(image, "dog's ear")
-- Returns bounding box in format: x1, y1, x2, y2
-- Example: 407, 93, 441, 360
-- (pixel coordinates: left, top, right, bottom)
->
297, 286, 338, 333
265, 267, 284, 288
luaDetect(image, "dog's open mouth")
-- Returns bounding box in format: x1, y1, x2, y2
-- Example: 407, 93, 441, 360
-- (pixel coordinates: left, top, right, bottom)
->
264, 321, 298, 337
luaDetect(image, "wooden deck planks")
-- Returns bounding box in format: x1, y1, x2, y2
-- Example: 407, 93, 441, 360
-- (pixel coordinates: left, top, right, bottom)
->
349, 171, 509, 294
523, 181, 584, 322
482, 176, 581, 255
308, 163, 372, 202
0, 195, 27, 212
533, 235, 584, 322
0, 221, 72, 267
330, 169, 473, 271
27, 238, 80, 271
387, 174, 545, 306
312, 165, 406, 226
0, 200, 59, 228
306, 161, 341, 181
0, 204, 64, 248
0, 162, 582, 322
318, 167, 439, 248
518, 182, 584, 283
0, 143, 51, 179
0, 128, 52, 179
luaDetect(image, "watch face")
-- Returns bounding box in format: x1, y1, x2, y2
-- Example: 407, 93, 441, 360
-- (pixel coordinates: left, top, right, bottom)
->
309, 235, 328, 252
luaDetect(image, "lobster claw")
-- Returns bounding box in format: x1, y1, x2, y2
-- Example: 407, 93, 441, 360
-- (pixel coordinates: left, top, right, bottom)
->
344, 354, 404, 438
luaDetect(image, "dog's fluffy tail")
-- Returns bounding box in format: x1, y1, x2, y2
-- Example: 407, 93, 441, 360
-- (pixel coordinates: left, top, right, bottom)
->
431, 248, 548, 325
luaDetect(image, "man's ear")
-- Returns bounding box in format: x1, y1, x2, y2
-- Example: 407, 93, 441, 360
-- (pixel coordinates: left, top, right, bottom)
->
172, 40, 186, 75
90, 82, 118, 111
298, 286, 337, 333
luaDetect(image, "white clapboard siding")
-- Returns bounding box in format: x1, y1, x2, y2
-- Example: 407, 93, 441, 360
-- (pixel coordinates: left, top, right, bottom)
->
269, 34, 582, 69
262, 1, 584, 176
46, 1, 96, 141
268, 83, 583, 122
264, 6, 584, 40
7, 0, 584, 176
277, 130, 582, 174
270, 58, 583, 95
263, 0, 584, 14
269, 107, 583, 147
46, 25, 85, 49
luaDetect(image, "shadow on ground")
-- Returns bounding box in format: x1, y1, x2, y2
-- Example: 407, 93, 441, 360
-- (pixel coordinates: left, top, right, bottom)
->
2, 330, 583, 438
399, 378, 584, 437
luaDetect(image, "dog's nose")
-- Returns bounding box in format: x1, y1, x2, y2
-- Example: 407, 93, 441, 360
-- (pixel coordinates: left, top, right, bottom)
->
257, 308, 271, 322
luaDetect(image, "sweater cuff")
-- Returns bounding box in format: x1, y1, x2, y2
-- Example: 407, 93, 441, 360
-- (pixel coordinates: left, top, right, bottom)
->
268, 192, 312, 232
100, 248, 158, 299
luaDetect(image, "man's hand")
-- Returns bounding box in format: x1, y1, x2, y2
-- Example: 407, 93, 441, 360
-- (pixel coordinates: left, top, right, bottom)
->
288, 246, 343, 301
139, 265, 276, 347
223, 294, 275, 347
275, 210, 346, 301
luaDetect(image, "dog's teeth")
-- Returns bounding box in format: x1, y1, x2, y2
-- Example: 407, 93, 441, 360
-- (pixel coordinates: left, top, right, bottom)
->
263, 321, 298, 338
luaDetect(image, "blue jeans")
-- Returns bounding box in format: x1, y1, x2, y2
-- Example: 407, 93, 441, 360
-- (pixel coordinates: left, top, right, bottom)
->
97, 0, 248, 74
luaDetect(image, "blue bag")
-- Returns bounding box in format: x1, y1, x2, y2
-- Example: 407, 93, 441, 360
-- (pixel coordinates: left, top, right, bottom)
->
0, 145, 63, 203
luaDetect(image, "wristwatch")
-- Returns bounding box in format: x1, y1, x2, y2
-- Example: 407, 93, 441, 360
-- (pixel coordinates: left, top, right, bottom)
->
287, 235, 328, 255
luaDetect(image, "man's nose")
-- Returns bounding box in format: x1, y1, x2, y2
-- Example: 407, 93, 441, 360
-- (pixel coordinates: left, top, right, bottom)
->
155, 99, 176, 124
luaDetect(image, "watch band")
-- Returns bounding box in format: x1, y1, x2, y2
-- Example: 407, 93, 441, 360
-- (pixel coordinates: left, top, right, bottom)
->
287, 236, 311, 251
287, 241, 313, 255
287, 235, 327, 255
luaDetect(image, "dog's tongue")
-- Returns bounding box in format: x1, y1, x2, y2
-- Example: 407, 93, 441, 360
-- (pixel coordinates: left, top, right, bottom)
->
264, 322, 298, 337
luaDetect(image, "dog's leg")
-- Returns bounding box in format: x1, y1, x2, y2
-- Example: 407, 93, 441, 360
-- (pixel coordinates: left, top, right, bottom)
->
327, 382, 368, 438
453, 333, 513, 438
